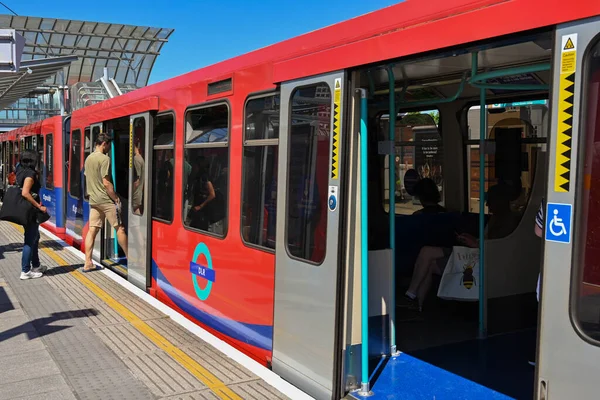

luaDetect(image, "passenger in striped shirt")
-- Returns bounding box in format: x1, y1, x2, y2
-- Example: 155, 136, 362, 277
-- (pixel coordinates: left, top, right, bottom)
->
530, 201, 544, 367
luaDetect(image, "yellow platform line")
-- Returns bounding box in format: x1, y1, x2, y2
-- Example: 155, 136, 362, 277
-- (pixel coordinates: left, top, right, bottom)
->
27, 232, 242, 400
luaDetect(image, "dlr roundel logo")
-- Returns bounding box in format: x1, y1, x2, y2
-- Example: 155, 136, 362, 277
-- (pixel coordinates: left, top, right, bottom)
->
189, 243, 216, 301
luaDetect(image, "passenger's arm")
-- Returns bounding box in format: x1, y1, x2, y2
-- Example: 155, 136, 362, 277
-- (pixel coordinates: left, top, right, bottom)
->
535, 223, 543, 238
194, 181, 216, 211
100, 158, 119, 203
457, 233, 479, 248
133, 161, 142, 191
102, 176, 119, 204
22, 177, 46, 213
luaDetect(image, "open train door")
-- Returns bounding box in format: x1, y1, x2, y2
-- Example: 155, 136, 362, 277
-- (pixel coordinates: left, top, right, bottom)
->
537, 17, 600, 399
272, 72, 346, 400
127, 113, 153, 290
89, 123, 103, 263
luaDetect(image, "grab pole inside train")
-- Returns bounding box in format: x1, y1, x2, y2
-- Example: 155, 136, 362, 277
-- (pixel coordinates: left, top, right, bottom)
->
110, 134, 118, 258
387, 66, 398, 355
470, 52, 488, 339
358, 88, 372, 396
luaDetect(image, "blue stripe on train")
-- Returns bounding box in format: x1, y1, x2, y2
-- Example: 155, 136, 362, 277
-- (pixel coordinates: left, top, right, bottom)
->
152, 259, 273, 351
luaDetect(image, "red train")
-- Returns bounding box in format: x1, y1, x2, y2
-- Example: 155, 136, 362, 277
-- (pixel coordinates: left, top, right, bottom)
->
3, 1, 600, 399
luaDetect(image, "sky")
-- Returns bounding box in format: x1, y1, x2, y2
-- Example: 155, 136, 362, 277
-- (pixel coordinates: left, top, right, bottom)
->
5, 0, 401, 84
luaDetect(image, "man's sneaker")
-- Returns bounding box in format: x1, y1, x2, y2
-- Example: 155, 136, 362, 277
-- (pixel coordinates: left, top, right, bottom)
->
20, 270, 43, 280
31, 265, 47, 274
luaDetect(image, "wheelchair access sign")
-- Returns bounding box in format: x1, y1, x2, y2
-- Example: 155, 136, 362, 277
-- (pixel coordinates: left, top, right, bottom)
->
545, 202, 572, 244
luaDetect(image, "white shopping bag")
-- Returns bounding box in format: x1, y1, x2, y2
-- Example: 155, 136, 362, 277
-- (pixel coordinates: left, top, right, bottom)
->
437, 246, 480, 301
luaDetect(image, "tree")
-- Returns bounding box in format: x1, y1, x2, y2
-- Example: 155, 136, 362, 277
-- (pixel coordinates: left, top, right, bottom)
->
401, 111, 438, 126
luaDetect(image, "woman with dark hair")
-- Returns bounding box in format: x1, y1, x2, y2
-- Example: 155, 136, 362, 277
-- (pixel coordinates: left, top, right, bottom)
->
413, 178, 446, 214
17, 150, 47, 280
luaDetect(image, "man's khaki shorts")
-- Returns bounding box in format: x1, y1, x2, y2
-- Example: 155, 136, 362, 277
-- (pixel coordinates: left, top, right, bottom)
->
90, 203, 121, 229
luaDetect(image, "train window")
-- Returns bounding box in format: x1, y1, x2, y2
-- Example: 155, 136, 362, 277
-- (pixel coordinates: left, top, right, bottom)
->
131, 117, 146, 216
285, 83, 330, 264
152, 114, 175, 222
69, 130, 82, 199
379, 110, 442, 215
83, 128, 91, 200
241, 94, 280, 250
465, 102, 548, 237
92, 125, 101, 145
574, 39, 600, 342
45, 134, 54, 189
183, 104, 229, 237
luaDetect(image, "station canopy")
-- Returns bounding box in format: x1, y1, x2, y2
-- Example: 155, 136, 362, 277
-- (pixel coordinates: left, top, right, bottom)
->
0, 55, 77, 110
0, 15, 174, 88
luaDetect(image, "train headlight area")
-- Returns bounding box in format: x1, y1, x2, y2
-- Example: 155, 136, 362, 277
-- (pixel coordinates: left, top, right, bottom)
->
1, 2, 600, 400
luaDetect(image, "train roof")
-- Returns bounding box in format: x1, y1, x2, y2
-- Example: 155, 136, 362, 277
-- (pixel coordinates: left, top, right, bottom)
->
6, 0, 600, 132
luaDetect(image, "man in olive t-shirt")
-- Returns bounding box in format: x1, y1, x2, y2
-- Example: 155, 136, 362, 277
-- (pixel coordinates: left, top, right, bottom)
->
83, 132, 127, 272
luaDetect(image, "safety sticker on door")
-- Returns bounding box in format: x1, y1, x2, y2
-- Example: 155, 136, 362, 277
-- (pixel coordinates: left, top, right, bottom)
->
331, 78, 341, 180
545, 202, 572, 244
554, 33, 577, 193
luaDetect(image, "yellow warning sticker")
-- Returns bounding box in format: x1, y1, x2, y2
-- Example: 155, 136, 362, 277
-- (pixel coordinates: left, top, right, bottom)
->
331, 78, 341, 180
554, 33, 577, 193
560, 34, 577, 74
564, 37, 575, 50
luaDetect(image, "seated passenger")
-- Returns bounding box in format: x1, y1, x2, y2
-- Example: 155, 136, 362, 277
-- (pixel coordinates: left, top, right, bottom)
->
401, 184, 520, 311
413, 178, 446, 215
188, 158, 216, 231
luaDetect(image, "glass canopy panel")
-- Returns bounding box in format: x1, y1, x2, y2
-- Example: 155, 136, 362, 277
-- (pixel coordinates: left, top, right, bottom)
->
4, 15, 173, 87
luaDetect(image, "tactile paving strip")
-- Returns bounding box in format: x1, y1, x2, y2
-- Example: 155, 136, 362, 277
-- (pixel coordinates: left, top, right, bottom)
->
231, 380, 290, 400
123, 351, 208, 397
0, 224, 155, 400
0, 223, 291, 400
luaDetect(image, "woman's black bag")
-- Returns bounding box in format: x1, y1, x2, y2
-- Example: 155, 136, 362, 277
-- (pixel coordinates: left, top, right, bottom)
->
0, 185, 35, 226
34, 208, 51, 224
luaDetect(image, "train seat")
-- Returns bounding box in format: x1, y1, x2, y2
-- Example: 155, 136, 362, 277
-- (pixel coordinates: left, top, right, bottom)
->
484, 151, 547, 299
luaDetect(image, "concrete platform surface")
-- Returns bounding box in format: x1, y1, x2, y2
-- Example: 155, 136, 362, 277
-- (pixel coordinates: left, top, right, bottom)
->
0, 222, 294, 400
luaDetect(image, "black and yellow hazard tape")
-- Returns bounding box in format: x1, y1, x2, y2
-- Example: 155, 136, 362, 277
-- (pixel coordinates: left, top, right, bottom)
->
331, 79, 341, 180
554, 35, 577, 193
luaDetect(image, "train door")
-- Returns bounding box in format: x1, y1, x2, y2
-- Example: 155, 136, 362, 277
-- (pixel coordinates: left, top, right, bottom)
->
537, 18, 600, 399
272, 72, 346, 400
127, 113, 152, 290
101, 116, 131, 275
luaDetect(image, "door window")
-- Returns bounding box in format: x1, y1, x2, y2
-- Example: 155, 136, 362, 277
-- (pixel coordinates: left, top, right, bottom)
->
69, 130, 82, 198
131, 117, 146, 216
574, 37, 600, 341
45, 134, 54, 189
285, 83, 331, 264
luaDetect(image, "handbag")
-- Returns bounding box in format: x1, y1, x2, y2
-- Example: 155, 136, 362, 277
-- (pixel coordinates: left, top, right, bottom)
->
437, 246, 480, 301
34, 209, 51, 224
0, 185, 35, 226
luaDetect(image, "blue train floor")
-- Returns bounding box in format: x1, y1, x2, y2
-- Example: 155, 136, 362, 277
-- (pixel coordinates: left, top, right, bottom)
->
350, 329, 535, 400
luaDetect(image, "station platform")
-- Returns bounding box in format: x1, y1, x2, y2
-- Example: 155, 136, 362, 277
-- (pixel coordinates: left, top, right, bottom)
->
0, 222, 306, 400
